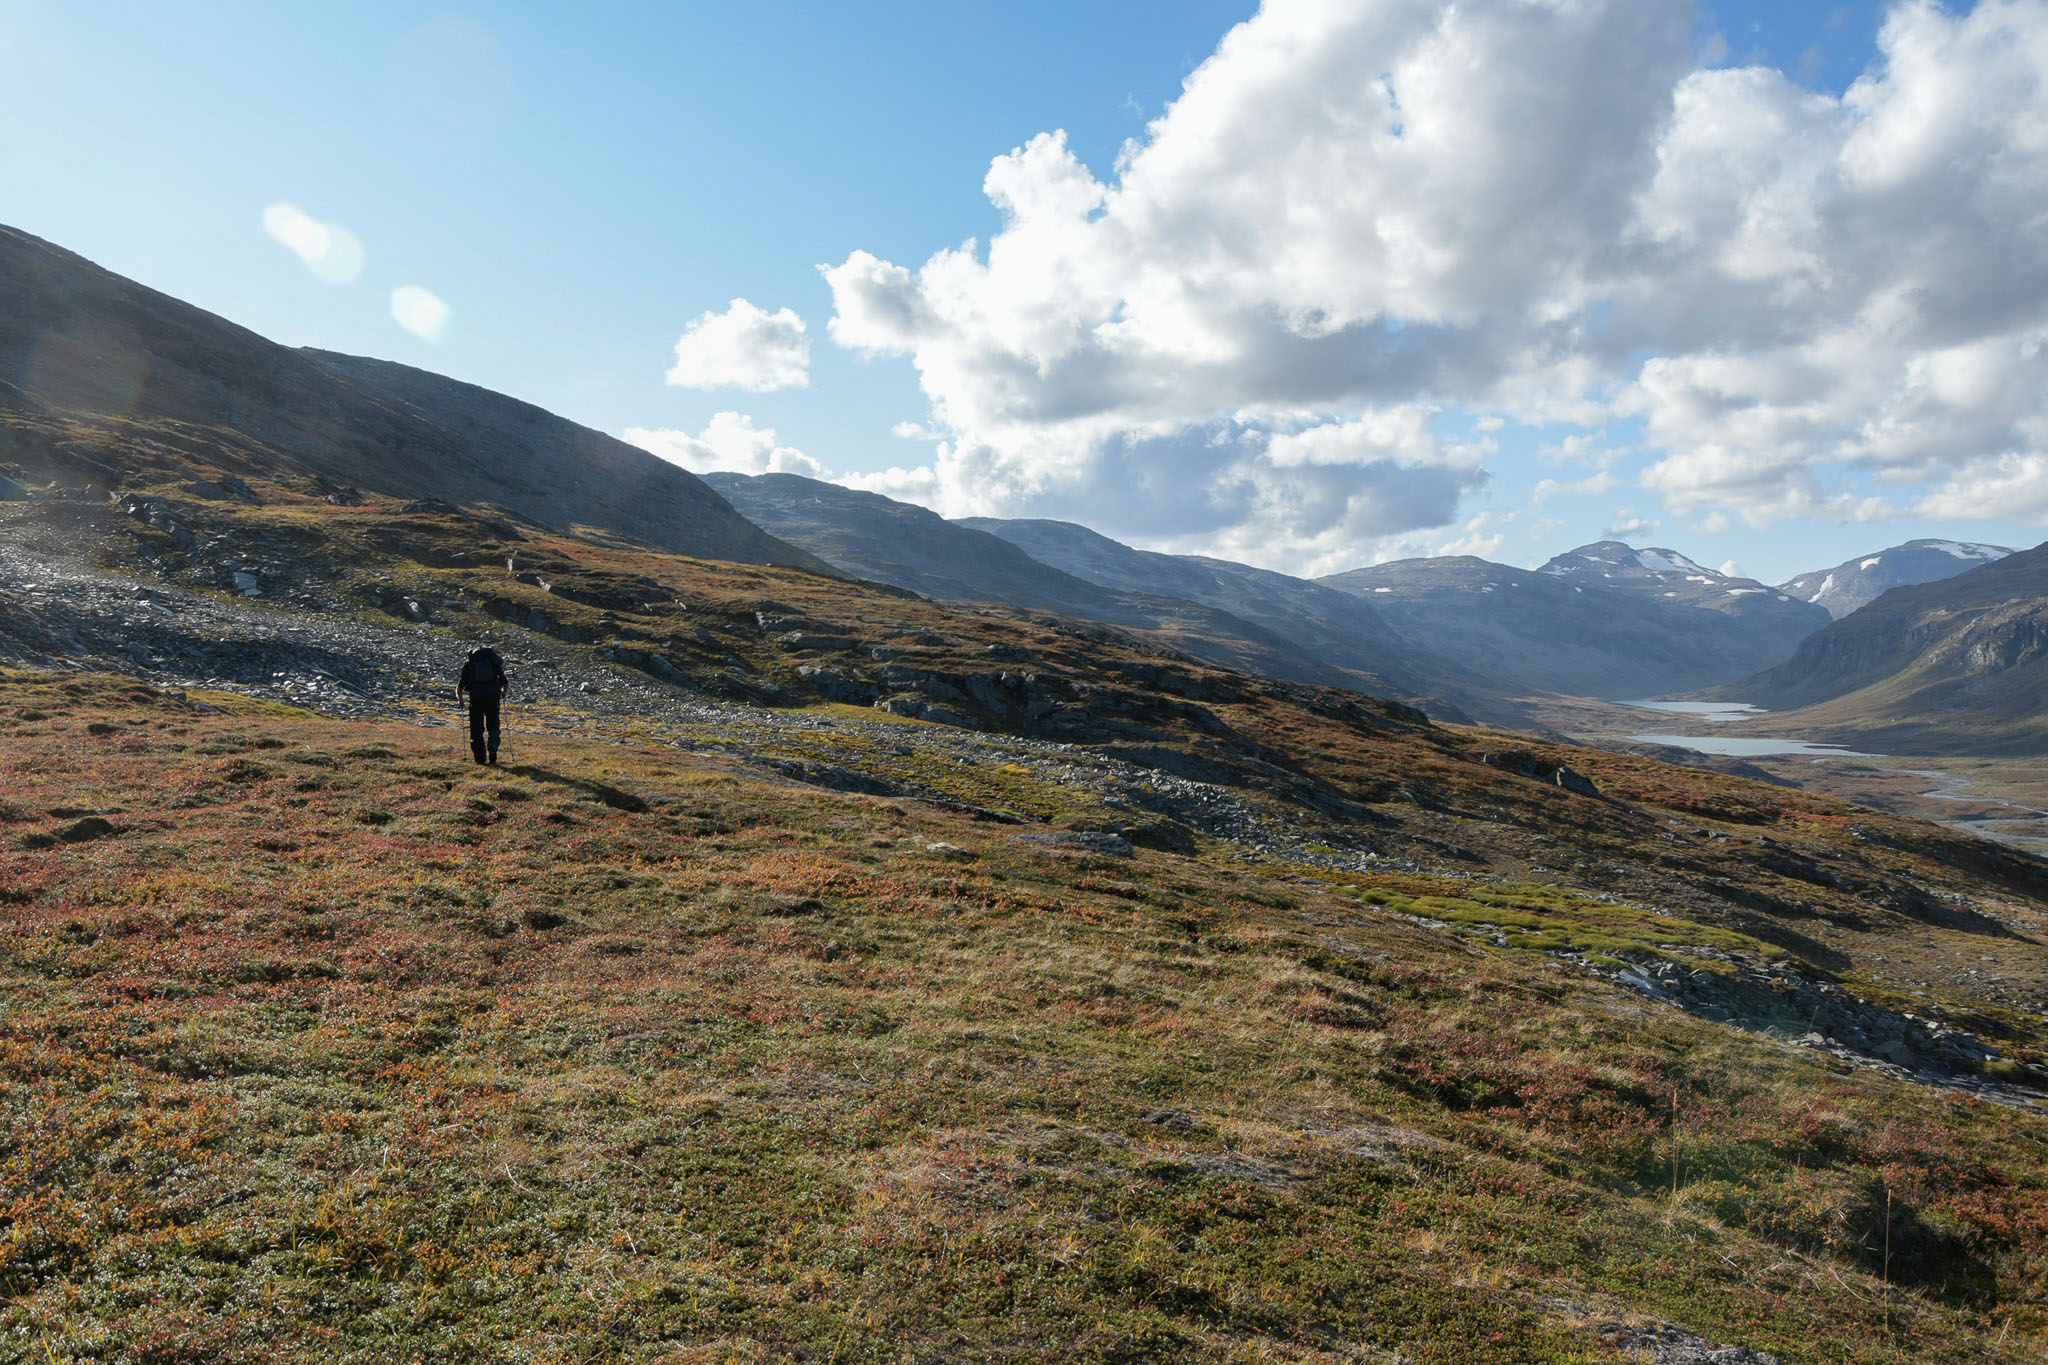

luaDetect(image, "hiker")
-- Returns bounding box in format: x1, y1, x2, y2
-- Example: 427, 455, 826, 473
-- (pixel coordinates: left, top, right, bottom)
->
456, 646, 510, 765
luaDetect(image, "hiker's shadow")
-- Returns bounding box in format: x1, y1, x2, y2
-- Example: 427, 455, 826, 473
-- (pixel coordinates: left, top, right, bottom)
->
503, 765, 647, 813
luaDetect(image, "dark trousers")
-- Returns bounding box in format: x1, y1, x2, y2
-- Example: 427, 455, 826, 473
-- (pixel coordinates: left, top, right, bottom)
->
467, 696, 501, 763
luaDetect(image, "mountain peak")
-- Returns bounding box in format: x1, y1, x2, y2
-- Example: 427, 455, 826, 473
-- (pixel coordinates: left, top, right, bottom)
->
1779, 539, 2016, 619
1541, 541, 1718, 580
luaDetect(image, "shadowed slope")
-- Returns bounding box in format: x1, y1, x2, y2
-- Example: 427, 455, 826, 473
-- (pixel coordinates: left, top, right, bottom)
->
0, 223, 826, 570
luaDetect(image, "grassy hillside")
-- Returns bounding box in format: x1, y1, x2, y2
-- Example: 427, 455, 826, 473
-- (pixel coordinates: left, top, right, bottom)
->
3, 467, 2048, 1360
4, 668, 2048, 1362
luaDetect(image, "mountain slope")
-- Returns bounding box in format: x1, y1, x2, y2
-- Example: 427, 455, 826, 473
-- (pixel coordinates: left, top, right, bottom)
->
1780, 539, 2013, 618
4, 231, 2048, 1355
956, 515, 1492, 715
0, 223, 824, 570
1724, 539, 2048, 754
704, 473, 1152, 612
1319, 554, 1824, 699
706, 472, 1441, 707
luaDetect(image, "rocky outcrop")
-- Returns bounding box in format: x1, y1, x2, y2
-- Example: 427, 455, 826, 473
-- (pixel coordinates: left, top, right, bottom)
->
1607, 956, 2011, 1092
1477, 749, 1601, 797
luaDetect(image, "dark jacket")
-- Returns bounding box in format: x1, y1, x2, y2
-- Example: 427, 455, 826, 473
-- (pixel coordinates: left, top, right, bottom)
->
458, 648, 508, 703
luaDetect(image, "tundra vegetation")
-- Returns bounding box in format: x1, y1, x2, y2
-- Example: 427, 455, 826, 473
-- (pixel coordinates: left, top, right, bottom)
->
1, 474, 2046, 1362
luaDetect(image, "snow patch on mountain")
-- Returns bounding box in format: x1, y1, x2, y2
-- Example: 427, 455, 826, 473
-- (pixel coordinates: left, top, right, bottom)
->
1635, 548, 1711, 576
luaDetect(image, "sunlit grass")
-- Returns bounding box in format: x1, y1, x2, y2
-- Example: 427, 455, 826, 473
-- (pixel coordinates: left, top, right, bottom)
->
0, 668, 2044, 1361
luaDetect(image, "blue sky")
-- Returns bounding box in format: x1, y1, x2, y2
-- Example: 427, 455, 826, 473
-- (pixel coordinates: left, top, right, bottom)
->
0, 1, 1249, 461
5, 0, 2043, 583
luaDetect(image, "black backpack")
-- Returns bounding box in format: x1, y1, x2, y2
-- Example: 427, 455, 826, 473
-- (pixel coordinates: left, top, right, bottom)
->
465, 647, 504, 690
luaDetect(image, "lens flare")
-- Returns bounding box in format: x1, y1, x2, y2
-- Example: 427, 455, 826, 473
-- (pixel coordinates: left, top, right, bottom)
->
390, 285, 452, 342
260, 202, 365, 285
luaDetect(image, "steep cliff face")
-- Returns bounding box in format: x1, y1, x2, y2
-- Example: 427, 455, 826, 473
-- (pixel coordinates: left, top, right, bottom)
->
0, 224, 827, 571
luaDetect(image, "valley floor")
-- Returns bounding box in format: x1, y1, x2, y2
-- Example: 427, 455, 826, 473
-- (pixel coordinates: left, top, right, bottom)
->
1529, 695, 2048, 858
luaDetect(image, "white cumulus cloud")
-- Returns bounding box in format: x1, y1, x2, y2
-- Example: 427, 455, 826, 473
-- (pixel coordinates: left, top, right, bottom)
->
817, 0, 2048, 569
623, 412, 826, 479
665, 298, 811, 392
1607, 508, 1659, 539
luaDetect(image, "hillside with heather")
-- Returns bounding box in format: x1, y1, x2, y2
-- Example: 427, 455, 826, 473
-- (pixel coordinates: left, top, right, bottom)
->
2, 223, 2046, 1363
15, 0, 2048, 1357
2, 456, 2048, 1360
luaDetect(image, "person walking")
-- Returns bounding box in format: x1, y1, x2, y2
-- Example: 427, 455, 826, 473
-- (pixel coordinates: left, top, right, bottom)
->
456, 646, 510, 765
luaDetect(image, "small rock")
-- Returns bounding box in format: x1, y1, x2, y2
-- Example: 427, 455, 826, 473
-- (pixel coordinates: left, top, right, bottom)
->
57, 816, 118, 844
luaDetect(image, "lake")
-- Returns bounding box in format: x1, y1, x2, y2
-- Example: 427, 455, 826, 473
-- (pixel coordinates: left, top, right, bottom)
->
1627, 732, 1877, 758
1624, 700, 1765, 724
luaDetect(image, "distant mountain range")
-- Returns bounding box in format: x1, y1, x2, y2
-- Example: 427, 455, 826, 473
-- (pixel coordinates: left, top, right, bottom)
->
705, 465, 2048, 731
700, 473, 1397, 687
713, 473, 1908, 717
703, 473, 1474, 716
1538, 541, 1822, 632
1721, 540, 2048, 754
1318, 553, 1823, 701
955, 516, 1480, 707
0, 224, 824, 572
1778, 540, 2013, 618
